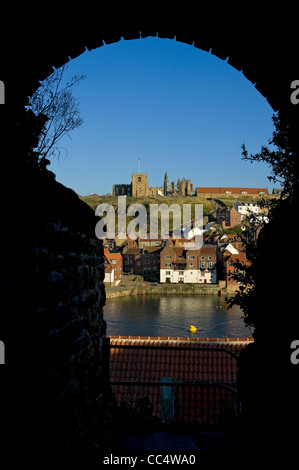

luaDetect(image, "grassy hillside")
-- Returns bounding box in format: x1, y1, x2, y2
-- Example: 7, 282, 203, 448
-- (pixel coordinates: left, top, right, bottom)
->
79, 194, 215, 214
80, 195, 214, 235
79, 193, 274, 235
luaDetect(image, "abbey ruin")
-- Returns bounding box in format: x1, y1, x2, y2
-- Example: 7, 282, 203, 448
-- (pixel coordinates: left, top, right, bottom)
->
113, 171, 194, 197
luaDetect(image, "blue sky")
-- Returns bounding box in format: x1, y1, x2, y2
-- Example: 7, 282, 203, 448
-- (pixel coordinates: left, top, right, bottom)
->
48, 37, 276, 196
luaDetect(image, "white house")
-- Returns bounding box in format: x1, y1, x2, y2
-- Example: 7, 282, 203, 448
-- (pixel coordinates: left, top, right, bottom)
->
234, 201, 269, 223
160, 244, 217, 284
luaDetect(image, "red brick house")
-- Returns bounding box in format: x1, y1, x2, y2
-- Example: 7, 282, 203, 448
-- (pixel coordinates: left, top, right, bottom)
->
216, 206, 242, 227
123, 248, 143, 274
123, 247, 162, 280
222, 249, 249, 286
160, 244, 217, 284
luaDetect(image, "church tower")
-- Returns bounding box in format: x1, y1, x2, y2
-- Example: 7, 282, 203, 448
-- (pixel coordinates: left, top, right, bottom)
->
131, 173, 149, 197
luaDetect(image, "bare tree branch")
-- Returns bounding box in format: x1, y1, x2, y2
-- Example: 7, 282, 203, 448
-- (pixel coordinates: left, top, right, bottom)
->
27, 64, 86, 163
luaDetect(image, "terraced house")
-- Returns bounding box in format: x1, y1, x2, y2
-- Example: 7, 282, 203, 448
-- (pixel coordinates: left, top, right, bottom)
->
123, 246, 162, 281
160, 244, 217, 284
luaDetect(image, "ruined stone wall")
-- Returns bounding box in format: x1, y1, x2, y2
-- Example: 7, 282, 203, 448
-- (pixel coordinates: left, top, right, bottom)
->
113, 183, 132, 196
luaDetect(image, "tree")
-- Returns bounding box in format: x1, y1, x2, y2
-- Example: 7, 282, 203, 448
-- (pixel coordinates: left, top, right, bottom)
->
27, 64, 86, 167
230, 112, 299, 452
227, 111, 299, 330
241, 112, 298, 198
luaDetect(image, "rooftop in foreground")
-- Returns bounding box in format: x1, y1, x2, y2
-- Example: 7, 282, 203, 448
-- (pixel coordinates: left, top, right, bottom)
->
107, 336, 253, 425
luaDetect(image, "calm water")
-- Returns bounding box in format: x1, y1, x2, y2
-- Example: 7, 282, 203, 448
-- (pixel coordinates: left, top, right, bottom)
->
104, 294, 252, 338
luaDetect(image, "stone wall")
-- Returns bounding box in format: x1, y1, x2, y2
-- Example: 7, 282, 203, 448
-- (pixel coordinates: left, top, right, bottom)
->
105, 282, 236, 298
1, 137, 107, 459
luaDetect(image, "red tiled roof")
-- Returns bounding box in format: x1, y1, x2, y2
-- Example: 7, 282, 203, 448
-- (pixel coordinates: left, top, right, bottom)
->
108, 336, 253, 424
104, 249, 122, 262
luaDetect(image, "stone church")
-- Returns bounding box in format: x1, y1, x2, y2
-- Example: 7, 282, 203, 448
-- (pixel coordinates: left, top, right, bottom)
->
113, 173, 163, 197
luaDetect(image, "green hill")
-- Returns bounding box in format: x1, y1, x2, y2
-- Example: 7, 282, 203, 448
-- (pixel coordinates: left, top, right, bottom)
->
79, 193, 274, 235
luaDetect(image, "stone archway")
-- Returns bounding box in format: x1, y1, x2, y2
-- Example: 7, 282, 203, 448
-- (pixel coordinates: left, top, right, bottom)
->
1, 9, 298, 460
1, 11, 297, 114
1, 10, 298, 165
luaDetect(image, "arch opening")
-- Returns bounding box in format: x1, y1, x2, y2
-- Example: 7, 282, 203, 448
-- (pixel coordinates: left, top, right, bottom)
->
25, 36, 280, 343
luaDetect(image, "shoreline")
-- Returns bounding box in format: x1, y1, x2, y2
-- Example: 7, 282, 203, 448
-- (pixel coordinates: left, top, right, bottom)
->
105, 282, 239, 299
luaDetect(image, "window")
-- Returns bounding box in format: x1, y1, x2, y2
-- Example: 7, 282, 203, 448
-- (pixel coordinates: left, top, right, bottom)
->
136, 261, 141, 266
209, 262, 214, 269
111, 259, 116, 264
188, 255, 195, 260
178, 277, 184, 283
178, 255, 183, 259
166, 271, 171, 275
165, 263, 171, 268
208, 256, 212, 260
138, 176, 142, 182
165, 255, 171, 259
145, 260, 150, 264
189, 263, 194, 267
201, 262, 206, 269
179, 271, 184, 275
201, 256, 205, 260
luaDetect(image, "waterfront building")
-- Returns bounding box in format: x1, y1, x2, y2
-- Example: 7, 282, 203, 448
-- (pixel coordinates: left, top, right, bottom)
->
218, 244, 249, 286
160, 244, 217, 284
123, 246, 162, 281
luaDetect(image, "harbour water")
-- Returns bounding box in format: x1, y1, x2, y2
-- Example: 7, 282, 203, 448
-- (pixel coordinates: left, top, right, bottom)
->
104, 294, 253, 338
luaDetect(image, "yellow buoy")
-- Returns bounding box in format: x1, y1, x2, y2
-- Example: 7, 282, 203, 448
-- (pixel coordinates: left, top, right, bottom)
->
189, 325, 197, 332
